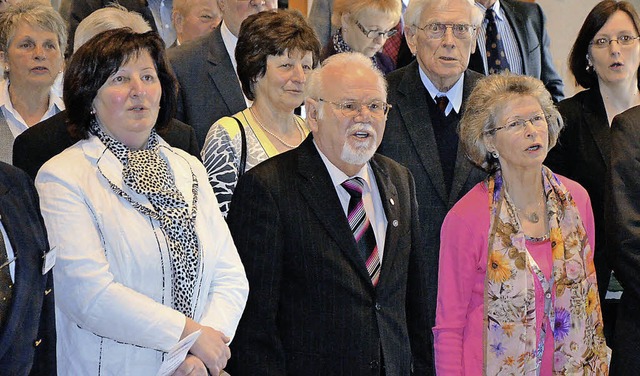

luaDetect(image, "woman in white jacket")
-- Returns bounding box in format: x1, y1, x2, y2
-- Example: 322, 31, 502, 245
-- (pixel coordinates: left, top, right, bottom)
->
36, 28, 248, 376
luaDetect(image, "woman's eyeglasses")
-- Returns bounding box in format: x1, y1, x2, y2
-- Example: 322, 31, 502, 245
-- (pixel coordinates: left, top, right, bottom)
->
485, 113, 549, 135
354, 19, 398, 39
590, 35, 640, 48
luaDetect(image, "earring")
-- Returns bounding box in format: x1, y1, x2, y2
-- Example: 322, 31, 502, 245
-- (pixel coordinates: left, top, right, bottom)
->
491, 151, 499, 159
90, 108, 96, 115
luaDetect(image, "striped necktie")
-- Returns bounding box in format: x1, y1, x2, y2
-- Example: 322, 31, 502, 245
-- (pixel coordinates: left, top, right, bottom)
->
342, 177, 381, 286
485, 8, 511, 74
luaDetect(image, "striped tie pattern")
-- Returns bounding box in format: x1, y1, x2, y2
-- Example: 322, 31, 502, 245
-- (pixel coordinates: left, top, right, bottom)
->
485, 8, 511, 74
342, 177, 381, 286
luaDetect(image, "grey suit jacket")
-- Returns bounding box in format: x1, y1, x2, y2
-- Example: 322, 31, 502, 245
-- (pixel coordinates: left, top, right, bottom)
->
167, 28, 247, 148
378, 62, 486, 346
606, 105, 640, 374
0, 162, 55, 375
468, 0, 564, 102
226, 136, 431, 375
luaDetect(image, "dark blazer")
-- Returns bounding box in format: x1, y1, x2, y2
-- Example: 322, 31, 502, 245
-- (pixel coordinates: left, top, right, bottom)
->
0, 162, 55, 375
544, 88, 611, 304
606, 105, 640, 374
377, 62, 486, 344
67, 0, 156, 56
13, 110, 200, 180
167, 28, 247, 148
468, 0, 564, 102
225, 136, 431, 375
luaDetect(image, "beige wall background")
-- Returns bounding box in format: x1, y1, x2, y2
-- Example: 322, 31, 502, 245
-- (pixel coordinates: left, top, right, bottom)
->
538, 0, 640, 97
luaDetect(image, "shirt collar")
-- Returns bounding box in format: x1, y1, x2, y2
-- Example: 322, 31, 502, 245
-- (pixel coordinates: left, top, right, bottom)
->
417, 66, 464, 115
476, 0, 505, 21
220, 21, 238, 69
313, 139, 374, 192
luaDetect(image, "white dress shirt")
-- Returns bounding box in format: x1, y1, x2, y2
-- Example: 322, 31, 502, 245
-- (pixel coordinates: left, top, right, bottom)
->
418, 66, 465, 116
475, 0, 524, 75
314, 141, 388, 261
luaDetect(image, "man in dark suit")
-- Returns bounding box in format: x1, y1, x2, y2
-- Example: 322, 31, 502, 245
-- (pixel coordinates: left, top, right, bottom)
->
0, 162, 55, 375
469, 0, 564, 102
606, 106, 640, 375
378, 0, 487, 369
225, 53, 430, 375
13, 111, 200, 180
167, 0, 276, 147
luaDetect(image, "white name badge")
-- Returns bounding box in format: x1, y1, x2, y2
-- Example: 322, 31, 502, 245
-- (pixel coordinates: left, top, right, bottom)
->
42, 247, 57, 275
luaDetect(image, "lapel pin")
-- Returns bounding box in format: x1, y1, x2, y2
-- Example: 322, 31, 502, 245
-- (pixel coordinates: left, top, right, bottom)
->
392, 220, 399, 227
34, 339, 42, 347
389, 198, 395, 206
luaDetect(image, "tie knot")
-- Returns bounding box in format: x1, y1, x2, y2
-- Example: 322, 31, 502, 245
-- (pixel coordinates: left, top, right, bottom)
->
342, 177, 365, 199
486, 8, 497, 20
436, 95, 449, 114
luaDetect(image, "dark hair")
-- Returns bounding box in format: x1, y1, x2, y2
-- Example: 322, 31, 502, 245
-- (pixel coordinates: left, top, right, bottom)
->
235, 9, 321, 101
64, 28, 178, 139
570, 0, 640, 88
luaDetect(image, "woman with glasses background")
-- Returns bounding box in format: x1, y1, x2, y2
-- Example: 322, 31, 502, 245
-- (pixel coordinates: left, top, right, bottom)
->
545, 0, 640, 349
434, 74, 609, 374
320, 0, 401, 74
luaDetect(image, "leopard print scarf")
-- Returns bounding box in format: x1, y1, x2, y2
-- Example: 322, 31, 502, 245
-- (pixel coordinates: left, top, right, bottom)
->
91, 121, 201, 318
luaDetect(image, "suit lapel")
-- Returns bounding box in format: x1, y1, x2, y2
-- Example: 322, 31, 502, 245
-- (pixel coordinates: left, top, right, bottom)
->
448, 72, 479, 207
583, 89, 611, 164
501, 0, 530, 75
296, 138, 375, 286
396, 62, 448, 202
206, 28, 245, 114
370, 157, 401, 285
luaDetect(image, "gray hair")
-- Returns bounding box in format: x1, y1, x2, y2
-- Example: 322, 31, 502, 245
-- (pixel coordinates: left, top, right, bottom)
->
306, 52, 387, 104
74, 4, 151, 52
0, 0, 67, 78
459, 73, 563, 172
404, 0, 483, 31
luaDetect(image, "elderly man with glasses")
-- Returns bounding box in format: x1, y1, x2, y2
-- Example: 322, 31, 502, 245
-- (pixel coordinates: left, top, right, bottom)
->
377, 0, 486, 372
225, 52, 431, 375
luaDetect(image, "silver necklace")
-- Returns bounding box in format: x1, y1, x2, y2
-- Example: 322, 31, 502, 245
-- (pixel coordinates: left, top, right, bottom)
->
250, 107, 304, 149
515, 199, 543, 223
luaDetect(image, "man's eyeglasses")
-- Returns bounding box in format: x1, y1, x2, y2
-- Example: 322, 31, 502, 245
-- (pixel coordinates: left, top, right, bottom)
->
318, 98, 392, 118
485, 113, 549, 135
590, 34, 640, 48
416, 23, 477, 40
354, 19, 398, 39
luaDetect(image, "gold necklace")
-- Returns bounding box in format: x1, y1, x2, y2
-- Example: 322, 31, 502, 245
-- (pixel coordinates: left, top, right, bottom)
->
249, 107, 304, 149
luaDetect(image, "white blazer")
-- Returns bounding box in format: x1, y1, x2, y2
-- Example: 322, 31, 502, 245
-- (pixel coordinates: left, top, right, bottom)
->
36, 135, 248, 375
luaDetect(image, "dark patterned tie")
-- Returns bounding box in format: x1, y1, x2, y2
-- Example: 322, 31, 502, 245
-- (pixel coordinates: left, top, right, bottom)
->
485, 8, 511, 74
436, 95, 449, 115
342, 178, 381, 286
0, 225, 13, 326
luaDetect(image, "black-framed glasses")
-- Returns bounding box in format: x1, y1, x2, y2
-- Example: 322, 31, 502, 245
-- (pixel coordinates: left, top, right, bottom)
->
354, 19, 398, 39
590, 34, 640, 48
416, 23, 477, 40
485, 113, 549, 135
318, 98, 392, 118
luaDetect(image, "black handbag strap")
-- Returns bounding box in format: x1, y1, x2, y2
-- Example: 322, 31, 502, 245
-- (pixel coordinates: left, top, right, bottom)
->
231, 116, 247, 178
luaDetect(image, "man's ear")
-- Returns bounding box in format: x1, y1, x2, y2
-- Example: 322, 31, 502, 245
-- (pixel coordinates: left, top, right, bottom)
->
405, 26, 418, 55
172, 11, 184, 34
306, 98, 320, 133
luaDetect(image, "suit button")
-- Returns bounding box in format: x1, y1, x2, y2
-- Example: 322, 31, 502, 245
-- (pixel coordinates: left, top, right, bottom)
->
375, 303, 381, 311
369, 360, 380, 369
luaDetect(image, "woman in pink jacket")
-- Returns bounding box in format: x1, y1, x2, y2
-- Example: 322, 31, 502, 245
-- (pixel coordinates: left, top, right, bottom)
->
433, 74, 610, 375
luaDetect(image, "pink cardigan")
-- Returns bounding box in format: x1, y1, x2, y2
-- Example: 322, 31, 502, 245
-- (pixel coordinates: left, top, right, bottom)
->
433, 175, 595, 375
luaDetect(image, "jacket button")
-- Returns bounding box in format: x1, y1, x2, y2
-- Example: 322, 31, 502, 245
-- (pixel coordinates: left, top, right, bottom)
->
375, 303, 381, 311
369, 360, 380, 369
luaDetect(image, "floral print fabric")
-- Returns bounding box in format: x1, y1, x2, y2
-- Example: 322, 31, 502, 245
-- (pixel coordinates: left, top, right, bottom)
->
485, 167, 609, 375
